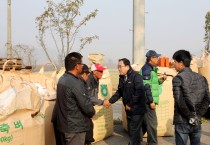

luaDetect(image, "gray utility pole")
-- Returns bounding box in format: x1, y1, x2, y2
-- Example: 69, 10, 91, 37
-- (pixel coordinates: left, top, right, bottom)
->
7, 0, 12, 58
133, 0, 145, 66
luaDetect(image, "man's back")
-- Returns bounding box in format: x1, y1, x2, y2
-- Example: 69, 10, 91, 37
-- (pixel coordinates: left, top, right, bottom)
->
172, 49, 210, 145
173, 67, 210, 123
52, 72, 95, 133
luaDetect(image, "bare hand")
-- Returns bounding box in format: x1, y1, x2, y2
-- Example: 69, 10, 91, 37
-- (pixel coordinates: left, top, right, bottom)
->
103, 100, 111, 107
162, 75, 167, 81
125, 105, 131, 111
160, 73, 167, 83
150, 102, 156, 110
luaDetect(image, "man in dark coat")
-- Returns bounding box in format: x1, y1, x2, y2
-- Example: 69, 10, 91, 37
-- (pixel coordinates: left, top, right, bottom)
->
104, 58, 146, 145
172, 50, 210, 145
51, 52, 95, 145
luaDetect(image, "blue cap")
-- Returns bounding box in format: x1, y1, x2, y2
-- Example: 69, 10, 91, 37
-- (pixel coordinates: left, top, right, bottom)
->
146, 50, 161, 58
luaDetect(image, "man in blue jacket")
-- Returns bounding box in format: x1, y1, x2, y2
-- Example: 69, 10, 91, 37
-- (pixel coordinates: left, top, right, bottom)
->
104, 58, 146, 145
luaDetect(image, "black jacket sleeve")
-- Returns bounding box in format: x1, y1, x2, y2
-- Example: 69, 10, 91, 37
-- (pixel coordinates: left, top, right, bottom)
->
86, 87, 103, 105
197, 77, 210, 117
109, 89, 121, 104
141, 66, 153, 104
72, 87, 95, 118
144, 84, 153, 104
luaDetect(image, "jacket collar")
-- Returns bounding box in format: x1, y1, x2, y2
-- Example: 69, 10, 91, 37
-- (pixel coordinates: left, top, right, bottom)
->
65, 71, 80, 79
89, 72, 99, 84
178, 67, 192, 74
146, 62, 158, 73
119, 68, 133, 78
146, 62, 154, 69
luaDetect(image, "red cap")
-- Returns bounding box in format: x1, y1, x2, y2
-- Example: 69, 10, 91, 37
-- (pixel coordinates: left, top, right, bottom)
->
91, 63, 106, 71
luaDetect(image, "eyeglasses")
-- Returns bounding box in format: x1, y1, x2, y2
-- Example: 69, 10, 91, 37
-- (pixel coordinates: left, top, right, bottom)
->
117, 65, 125, 69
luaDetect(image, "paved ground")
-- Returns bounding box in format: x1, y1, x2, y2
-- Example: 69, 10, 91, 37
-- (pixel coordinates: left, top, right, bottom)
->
94, 101, 210, 145
94, 123, 210, 145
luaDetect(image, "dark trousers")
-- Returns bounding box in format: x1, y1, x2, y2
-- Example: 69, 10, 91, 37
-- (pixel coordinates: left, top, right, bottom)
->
140, 105, 158, 145
85, 119, 95, 144
53, 124, 86, 145
175, 123, 201, 145
127, 114, 144, 145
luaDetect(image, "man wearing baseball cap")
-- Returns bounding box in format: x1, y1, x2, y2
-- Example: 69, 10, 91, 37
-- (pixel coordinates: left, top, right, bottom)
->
145, 50, 161, 58
139, 50, 167, 145
85, 63, 106, 145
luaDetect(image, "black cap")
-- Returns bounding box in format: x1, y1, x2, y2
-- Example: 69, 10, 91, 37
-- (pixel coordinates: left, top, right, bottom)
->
82, 64, 90, 74
146, 50, 161, 58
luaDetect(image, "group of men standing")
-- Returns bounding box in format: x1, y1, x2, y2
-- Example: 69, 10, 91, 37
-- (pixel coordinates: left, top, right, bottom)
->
51, 50, 210, 145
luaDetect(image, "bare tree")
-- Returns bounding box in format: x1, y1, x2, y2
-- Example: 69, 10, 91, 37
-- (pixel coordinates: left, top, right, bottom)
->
204, 11, 210, 52
35, 0, 99, 67
13, 44, 37, 68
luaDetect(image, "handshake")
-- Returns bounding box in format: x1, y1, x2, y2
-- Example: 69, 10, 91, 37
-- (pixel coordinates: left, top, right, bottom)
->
103, 100, 112, 107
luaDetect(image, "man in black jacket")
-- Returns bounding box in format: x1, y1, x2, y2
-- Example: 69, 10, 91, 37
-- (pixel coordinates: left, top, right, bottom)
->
172, 50, 210, 145
51, 52, 95, 145
104, 58, 146, 145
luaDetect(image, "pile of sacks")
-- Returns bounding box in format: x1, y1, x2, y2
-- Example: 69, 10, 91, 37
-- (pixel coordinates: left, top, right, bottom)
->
0, 61, 57, 145
0, 53, 114, 144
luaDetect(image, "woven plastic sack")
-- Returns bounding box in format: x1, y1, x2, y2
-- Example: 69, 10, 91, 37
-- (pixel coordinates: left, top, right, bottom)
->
0, 110, 45, 145
17, 63, 57, 101
88, 53, 105, 65
38, 62, 58, 80
0, 88, 16, 115
198, 54, 210, 89
33, 80, 56, 101
40, 100, 56, 145
92, 69, 114, 142
56, 67, 65, 82
0, 79, 41, 116
190, 56, 198, 73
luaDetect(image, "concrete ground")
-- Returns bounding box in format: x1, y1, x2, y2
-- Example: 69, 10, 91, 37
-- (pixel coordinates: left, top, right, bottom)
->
94, 101, 210, 145
94, 123, 210, 145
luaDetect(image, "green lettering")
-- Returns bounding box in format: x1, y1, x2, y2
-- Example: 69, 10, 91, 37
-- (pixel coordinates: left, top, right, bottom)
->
14, 120, 23, 129
100, 84, 108, 97
0, 123, 10, 133
0, 135, 13, 143
37, 113, 45, 119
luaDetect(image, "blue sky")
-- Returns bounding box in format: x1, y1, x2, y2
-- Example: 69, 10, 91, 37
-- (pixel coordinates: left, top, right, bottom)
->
0, 0, 210, 65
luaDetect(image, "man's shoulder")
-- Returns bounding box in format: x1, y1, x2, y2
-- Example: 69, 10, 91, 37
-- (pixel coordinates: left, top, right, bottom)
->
141, 64, 153, 75
133, 70, 142, 77
175, 70, 207, 86
178, 70, 204, 80
129, 70, 143, 82
59, 73, 81, 88
87, 73, 97, 83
